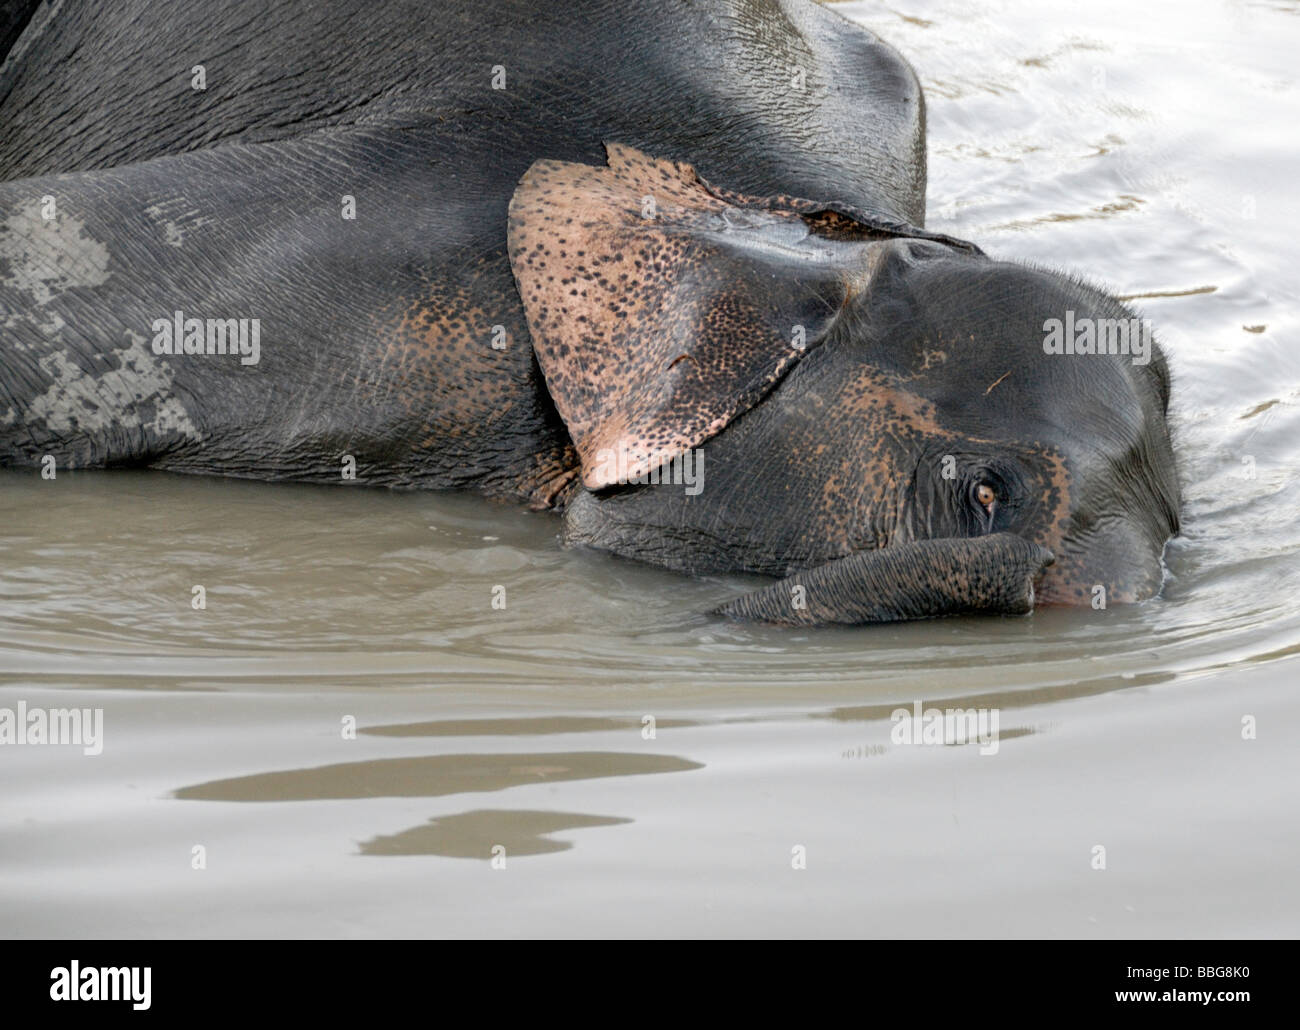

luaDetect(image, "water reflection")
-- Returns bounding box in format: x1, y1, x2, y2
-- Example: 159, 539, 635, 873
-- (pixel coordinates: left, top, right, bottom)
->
361, 715, 699, 737
823, 670, 1176, 722
174, 751, 703, 802
360, 809, 632, 858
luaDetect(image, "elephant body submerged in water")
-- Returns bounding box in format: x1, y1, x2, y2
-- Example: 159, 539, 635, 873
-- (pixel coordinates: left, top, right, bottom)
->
0, 0, 1179, 623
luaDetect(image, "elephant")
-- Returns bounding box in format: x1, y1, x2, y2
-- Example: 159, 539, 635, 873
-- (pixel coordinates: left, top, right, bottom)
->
0, 0, 1179, 624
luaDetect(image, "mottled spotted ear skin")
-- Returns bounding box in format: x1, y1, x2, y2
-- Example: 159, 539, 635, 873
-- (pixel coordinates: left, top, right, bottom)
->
507, 142, 954, 490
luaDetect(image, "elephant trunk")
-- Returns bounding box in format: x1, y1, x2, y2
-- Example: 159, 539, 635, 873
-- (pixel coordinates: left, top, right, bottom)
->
715, 533, 1055, 625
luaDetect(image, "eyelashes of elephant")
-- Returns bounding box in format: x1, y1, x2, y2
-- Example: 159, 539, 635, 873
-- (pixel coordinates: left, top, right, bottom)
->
892, 455, 1027, 545
949, 461, 1026, 537
967, 465, 1013, 530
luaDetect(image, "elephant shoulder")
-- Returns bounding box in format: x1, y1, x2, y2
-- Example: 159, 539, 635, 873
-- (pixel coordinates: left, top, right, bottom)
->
788, 0, 928, 224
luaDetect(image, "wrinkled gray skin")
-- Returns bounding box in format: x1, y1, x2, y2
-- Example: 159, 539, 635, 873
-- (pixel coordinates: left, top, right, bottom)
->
716, 535, 1055, 625
563, 236, 1180, 613
0, 0, 1179, 624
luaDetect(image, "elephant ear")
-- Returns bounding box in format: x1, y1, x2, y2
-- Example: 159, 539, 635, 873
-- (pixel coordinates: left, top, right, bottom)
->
507, 142, 944, 489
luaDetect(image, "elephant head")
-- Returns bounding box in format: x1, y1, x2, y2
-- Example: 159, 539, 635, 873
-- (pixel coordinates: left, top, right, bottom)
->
507, 144, 1180, 624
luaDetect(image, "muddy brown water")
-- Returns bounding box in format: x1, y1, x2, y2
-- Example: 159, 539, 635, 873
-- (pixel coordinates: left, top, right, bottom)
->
2, 0, 1298, 937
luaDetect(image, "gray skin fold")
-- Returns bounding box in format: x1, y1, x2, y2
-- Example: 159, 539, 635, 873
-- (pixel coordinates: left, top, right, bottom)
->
715, 533, 1055, 625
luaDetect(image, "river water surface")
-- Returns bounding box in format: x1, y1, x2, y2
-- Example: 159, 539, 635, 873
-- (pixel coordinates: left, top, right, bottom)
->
2, 0, 1298, 937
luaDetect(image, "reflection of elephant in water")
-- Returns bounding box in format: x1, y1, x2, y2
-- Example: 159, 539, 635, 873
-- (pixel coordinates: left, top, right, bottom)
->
0, 0, 1178, 623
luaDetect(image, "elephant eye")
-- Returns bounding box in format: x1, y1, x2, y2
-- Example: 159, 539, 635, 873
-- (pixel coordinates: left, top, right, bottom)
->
974, 483, 996, 511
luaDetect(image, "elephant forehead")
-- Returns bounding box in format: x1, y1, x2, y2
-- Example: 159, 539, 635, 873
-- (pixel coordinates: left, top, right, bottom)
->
762, 361, 1076, 542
